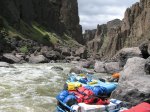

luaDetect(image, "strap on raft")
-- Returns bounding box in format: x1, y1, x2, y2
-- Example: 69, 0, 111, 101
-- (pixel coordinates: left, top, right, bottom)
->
56, 96, 76, 112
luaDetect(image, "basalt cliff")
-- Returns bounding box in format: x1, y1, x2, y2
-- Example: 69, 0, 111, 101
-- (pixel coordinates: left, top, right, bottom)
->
0, 0, 83, 43
0, 0, 84, 63
84, 0, 150, 60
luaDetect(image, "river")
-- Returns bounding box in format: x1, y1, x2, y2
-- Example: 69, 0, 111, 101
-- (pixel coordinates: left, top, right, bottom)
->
0, 63, 75, 112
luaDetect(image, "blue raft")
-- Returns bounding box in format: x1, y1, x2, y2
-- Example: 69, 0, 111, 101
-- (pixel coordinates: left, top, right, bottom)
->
67, 74, 118, 95
56, 73, 120, 112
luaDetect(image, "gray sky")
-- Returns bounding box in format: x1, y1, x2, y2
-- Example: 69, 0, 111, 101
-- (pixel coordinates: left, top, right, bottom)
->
78, 0, 139, 30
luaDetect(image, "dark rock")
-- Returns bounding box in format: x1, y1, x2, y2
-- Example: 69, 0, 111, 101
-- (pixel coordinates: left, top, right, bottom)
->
2, 53, 21, 63
69, 66, 94, 74
66, 56, 80, 61
70, 67, 82, 74
44, 50, 61, 60
139, 41, 150, 59
75, 47, 87, 59
113, 88, 150, 108
51, 66, 63, 71
111, 57, 150, 107
29, 54, 48, 63
54, 46, 62, 53
82, 60, 95, 69
145, 57, 150, 74
25, 55, 30, 62
49, 60, 56, 63
61, 47, 71, 56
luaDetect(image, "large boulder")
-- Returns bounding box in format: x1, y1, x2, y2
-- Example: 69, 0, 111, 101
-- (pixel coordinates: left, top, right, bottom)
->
2, 53, 22, 63
105, 62, 121, 74
44, 50, 61, 60
94, 61, 121, 73
145, 57, 150, 74
75, 47, 87, 59
82, 60, 95, 69
29, 54, 48, 63
61, 47, 71, 56
70, 67, 82, 74
69, 66, 94, 74
15, 53, 26, 63
111, 57, 150, 107
112, 47, 142, 67
139, 41, 150, 59
94, 61, 106, 73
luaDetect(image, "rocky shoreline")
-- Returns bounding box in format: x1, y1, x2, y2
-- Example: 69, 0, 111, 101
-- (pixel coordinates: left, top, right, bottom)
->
0, 46, 88, 64
0, 32, 87, 64
66, 42, 150, 107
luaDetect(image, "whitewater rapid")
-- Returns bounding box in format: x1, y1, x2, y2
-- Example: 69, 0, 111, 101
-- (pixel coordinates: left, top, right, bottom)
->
0, 63, 74, 112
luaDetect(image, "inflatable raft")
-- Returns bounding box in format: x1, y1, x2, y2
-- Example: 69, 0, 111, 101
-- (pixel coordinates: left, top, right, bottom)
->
56, 73, 121, 112
66, 73, 118, 95
56, 98, 127, 112
56, 72, 150, 112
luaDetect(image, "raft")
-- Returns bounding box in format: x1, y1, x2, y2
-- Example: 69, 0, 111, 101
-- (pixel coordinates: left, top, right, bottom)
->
56, 73, 121, 112
56, 98, 126, 112
67, 74, 118, 94
122, 102, 150, 112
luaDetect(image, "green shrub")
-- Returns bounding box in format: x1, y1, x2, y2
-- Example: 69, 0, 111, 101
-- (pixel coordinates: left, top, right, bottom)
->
20, 46, 28, 53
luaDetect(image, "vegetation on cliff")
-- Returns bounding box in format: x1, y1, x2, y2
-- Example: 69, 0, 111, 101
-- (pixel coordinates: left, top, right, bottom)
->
0, 0, 83, 58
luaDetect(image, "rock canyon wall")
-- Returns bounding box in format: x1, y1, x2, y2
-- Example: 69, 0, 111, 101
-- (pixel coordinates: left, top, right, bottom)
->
84, 0, 150, 60
0, 0, 83, 44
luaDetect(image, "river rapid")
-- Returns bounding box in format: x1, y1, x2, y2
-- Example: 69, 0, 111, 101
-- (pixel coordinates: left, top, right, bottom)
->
0, 63, 74, 112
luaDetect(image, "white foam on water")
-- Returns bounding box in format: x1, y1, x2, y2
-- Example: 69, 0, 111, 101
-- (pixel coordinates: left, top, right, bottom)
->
0, 63, 72, 112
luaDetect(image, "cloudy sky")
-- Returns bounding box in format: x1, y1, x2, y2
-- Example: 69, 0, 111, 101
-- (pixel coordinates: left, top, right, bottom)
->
78, 0, 139, 30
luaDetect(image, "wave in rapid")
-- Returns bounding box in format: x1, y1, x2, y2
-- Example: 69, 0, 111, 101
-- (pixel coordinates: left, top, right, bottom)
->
0, 63, 73, 112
